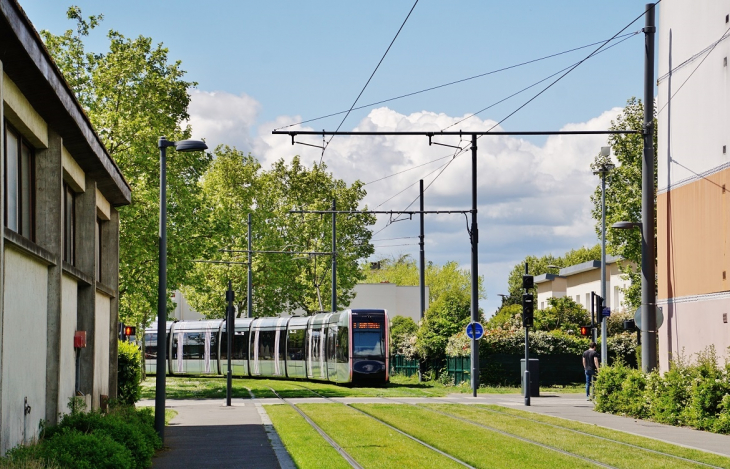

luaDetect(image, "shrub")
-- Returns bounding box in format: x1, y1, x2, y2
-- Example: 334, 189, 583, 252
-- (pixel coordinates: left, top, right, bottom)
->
7, 429, 133, 469
43, 405, 159, 469
117, 340, 142, 405
594, 359, 647, 418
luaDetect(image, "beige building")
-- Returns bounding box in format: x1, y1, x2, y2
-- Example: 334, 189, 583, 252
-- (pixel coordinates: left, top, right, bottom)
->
657, 2, 730, 369
1, 0, 130, 453
535, 256, 631, 313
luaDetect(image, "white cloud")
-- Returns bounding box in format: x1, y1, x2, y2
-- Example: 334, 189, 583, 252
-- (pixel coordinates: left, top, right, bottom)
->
190, 99, 624, 317
186, 90, 261, 152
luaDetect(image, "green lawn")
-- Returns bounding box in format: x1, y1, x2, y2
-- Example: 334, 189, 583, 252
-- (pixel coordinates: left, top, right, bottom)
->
266, 402, 730, 469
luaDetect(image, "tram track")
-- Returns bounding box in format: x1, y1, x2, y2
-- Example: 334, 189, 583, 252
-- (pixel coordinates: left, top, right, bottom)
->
272, 383, 476, 469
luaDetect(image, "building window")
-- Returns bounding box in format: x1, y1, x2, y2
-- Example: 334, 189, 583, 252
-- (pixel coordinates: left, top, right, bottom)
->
585, 293, 590, 310
96, 218, 103, 282
4, 123, 34, 239
614, 286, 620, 311
62, 182, 75, 265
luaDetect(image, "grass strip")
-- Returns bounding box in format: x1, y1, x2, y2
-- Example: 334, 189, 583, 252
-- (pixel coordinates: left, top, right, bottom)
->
429, 404, 714, 469
485, 405, 730, 469
351, 403, 595, 469
266, 404, 351, 469
298, 403, 467, 469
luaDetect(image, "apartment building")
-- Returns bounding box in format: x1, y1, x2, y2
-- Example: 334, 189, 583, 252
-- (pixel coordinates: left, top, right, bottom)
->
657, 1, 730, 370
1, 0, 130, 453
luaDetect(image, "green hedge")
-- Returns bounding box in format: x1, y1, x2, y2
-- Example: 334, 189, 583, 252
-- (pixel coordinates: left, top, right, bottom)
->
4, 405, 160, 469
118, 340, 142, 405
595, 346, 730, 434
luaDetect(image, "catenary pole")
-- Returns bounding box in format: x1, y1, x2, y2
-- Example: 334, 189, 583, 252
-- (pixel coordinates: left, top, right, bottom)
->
155, 139, 168, 441
419, 180, 425, 320
332, 198, 337, 313
247, 213, 252, 318
601, 169, 608, 366
642, 3, 657, 372
470, 134, 479, 397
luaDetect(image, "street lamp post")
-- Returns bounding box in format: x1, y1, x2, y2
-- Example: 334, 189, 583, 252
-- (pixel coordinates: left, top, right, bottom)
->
594, 147, 614, 367
156, 136, 208, 442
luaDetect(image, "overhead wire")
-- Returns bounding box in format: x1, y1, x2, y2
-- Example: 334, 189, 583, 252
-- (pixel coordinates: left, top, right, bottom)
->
320, 0, 419, 163
274, 32, 639, 132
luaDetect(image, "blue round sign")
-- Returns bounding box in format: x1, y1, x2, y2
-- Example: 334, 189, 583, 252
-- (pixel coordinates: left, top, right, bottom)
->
465, 322, 484, 340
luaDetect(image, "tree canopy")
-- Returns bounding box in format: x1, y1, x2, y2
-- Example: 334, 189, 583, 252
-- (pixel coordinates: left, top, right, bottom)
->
181, 150, 376, 317
590, 97, 657, 309
42, 8, 211, 329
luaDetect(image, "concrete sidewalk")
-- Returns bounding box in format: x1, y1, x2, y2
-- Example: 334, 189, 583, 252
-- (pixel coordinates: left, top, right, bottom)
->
138, 399, 294, 469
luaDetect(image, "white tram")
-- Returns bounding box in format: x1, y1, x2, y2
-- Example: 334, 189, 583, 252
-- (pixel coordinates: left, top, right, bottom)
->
143, 309, 389, 385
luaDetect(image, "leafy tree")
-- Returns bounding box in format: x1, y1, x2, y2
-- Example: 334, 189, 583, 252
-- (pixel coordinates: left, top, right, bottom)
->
362, 255, 485, 305
416, 289, 471, 360
533, 296, 590, 334
182, 152, 375, 317
485, 304, 522, 329
590, 97, 657, 309
41, 9, 211, 329
389, 316, 418, 355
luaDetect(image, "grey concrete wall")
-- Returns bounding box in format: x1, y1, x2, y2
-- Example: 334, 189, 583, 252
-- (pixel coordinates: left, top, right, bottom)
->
75, 177, 97, 408
94, 293, 110, 400
36, 130, 63, 424
0, 59, 6, 456
104, 208, 120, 400
1, 248, 48, 452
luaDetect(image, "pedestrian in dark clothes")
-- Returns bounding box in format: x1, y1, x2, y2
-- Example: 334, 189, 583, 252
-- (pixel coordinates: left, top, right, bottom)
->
583, 342, 600, 400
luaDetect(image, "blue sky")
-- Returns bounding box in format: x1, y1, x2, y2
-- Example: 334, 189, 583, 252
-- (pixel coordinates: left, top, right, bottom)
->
19, 0, 658, 316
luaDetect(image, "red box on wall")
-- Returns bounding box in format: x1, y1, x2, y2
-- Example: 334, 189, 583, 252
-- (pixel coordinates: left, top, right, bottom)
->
74, 331, 86, 348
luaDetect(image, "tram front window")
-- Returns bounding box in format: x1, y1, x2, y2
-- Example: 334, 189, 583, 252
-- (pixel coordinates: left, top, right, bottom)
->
353, 330, 383, 358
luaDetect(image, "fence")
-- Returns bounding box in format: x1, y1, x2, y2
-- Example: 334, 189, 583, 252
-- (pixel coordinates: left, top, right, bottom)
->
446, 356, 470, 385
390, 355, 419, 377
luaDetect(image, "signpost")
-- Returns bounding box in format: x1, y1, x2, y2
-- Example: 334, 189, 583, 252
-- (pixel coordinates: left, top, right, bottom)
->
602, 307, 611, 318
634, 306, 664, 330
466, 322, 484, 340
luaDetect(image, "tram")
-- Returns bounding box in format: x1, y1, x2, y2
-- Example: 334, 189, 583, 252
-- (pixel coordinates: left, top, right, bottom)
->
143, 309, 389, 385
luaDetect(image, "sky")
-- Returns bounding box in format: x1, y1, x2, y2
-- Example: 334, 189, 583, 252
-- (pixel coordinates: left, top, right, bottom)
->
18, 0, 658, 317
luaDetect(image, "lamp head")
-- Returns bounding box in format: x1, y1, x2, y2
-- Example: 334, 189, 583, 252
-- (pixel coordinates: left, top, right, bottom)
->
173, 139, 208, 152
611, 221, 642, 229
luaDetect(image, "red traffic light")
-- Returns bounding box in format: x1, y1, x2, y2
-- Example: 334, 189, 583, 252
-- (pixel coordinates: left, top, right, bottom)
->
124, 326, 136, 337
580, 325, 591, 336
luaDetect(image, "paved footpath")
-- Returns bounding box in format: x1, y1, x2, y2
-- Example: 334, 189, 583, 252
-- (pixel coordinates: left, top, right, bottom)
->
142, 393, 730, 468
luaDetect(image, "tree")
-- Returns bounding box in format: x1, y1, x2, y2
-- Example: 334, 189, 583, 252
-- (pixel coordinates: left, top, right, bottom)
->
590, 97, 657, 309
182, 152, 376, 317
389, 316, 418, 355
533, 297, 590, 334
42, 9, 212, 330
416, 289, 471, 360
362, 255, 485, 305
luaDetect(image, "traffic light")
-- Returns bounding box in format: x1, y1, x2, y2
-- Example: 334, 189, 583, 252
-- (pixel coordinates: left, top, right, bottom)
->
124, 325, 136, 338
522, 293, 534, 328
522, 274, 534, 290
580, 325, 591, 336
594, 294, 604, 322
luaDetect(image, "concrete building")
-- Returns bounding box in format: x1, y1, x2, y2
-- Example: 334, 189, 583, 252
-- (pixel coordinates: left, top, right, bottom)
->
1, 0, 130, 453
535, 256, 632, 313
657, 2, 730, 370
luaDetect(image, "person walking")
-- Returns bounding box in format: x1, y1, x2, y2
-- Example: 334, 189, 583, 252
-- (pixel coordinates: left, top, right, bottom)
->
583, 342, 600, 400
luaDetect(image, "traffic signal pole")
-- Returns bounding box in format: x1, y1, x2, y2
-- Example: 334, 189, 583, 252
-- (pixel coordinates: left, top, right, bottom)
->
470, 134, 480, 397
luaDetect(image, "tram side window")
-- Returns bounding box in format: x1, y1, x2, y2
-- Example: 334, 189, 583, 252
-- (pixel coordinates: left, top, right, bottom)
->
259, 330, 275, 360
209, 333, 218, 360
288, 329, 305, 360
336, 326, 348, 363
310, 329, 320, 359
145, 333, 157, 359
278, 330, 286, 361
184, 332, 205, 359
235, 331, 249, 359
326, 326, 337, 362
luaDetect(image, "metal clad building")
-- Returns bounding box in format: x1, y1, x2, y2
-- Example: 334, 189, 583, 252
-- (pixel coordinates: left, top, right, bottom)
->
657, 1, 730, 369
0, 0, 130, 453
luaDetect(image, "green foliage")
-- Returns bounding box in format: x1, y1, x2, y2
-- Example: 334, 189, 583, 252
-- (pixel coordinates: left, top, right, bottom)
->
445, 331, 471, 358
362, 256, 485, 306
503, 245, 600, 304
41, 9, 212, 329
485, 304, 522, 330
533, 297, 590, 334
480, 329, 589, 356
7, 429, 133, 469
117, 340, 142, 405
590, 97, 657, 309
416, 290, 471, 360
389, 316, 417, 355
595, 346, 730, 434
183, 152, 375, 317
